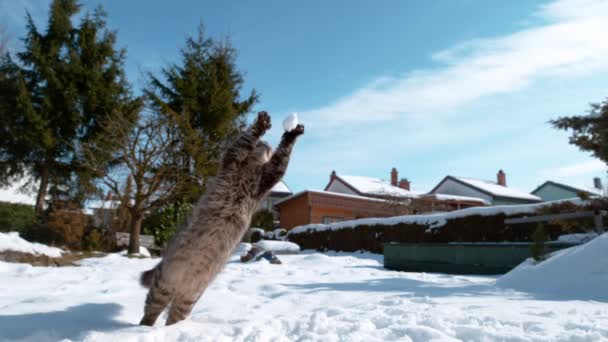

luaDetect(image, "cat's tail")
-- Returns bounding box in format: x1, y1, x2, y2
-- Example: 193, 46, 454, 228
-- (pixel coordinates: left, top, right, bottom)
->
140, 264, 159, 288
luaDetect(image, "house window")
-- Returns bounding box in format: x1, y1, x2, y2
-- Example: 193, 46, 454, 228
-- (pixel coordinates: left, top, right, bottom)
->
322, 216, 344, 224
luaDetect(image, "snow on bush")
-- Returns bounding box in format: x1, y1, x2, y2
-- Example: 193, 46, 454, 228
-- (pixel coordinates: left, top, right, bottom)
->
288, 198, 586, 235
0, 232, 64, 258
496, 233, 608, 301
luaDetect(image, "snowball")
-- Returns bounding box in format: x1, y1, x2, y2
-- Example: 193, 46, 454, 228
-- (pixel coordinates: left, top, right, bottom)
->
282, 113, 298, 132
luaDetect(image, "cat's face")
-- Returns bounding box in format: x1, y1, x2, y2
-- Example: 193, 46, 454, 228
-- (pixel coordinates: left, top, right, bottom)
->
253, 140, 273, 164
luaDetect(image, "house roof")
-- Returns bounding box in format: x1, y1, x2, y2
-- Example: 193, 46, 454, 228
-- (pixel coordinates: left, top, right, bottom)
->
532, 180, 603, 197
271, 180, 292, 195
421, 193, 491, 205
274, 189, 389, 207
330, 174, 422, 198
431, 176, 541, 202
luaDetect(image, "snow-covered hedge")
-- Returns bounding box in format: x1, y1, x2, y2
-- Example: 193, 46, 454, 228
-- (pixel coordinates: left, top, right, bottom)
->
286, 199, 595, 253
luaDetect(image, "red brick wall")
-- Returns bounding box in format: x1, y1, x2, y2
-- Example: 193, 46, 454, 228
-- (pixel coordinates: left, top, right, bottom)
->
277, 194, 310, 230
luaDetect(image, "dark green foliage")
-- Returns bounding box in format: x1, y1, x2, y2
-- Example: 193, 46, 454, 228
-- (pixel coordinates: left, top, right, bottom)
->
251, 209, 275, 231
145, 24, 258, 202
146, 202, 192, 248
0, 0, 138, 212
530, 224, 548, 262
551, 98, 608, 164
0, 201, 35, 232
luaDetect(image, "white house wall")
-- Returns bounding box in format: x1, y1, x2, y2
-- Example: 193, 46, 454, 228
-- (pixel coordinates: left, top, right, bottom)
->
326, 180, 359, 196
432, 179, 493, 204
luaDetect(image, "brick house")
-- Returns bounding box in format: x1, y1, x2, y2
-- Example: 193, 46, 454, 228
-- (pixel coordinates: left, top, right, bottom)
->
276, 168, 488, 229
274, 190, 410, 230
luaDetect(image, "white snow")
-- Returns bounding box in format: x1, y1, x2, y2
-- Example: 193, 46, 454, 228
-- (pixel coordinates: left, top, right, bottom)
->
557, 232, 599, 244
271, 180, 292, 194
274, 189, 391, 207
496, 233, 608, 301
289, 198, 586, 234
0, 232, 64, 258
454, 177, 541, 201
1, 246, 606, 341
423, 193, 491, 205
119, 246, 151, 258
255, 240, 300, 254
337, 174, 422, 198
282, 113, 298, 132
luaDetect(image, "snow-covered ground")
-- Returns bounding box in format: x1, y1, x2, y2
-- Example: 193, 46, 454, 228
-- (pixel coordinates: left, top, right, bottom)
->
1, 239, 607, 342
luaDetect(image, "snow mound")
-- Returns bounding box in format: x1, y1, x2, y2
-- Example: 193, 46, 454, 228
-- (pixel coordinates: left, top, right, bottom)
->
255, 240, 300, 254
556, 232, 599, 244
496, 233, 608, 301
0, 232, 63, 258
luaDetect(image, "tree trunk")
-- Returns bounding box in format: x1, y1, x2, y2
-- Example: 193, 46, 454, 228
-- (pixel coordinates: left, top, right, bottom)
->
128, 211, 143, 254
35, 167, 49, 214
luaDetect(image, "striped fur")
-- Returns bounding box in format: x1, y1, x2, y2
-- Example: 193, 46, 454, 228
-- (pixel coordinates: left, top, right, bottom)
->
139, 111, 303, 326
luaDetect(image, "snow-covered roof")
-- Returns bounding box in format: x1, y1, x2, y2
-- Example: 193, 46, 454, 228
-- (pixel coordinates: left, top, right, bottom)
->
271, 180, 292, 194
274, 189, 389, 206
533, 180, 604, 197
336, 175, 421, 198
453, 177, 541, 201
423, 193, 491, 205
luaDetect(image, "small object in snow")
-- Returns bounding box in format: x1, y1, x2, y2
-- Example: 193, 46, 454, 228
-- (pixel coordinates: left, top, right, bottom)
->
282, 113, 298, 132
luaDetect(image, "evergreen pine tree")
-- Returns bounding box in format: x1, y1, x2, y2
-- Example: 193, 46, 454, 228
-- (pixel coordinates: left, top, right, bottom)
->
0, 0, 137, 212
145, 23, 258, 202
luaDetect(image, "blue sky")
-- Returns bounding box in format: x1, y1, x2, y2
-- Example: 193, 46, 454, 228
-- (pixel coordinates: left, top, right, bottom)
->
2, 0, 608, 194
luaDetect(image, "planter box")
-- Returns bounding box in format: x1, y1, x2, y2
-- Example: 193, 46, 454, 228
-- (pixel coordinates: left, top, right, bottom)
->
383, 242, 579, 275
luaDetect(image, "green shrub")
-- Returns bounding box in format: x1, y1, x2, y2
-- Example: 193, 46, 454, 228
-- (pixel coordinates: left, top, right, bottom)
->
530, 223, 548, 262
146, 202, 192, 248
0, 201, 35, 233
251, 209, 275, 231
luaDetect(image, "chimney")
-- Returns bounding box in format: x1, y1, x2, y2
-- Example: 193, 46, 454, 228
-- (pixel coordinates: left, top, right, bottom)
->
391, 168, 398, 186
497, 169, 506, 186
594, 177, 603, 190
398, 178, 410, 191
330, 170, 337, 182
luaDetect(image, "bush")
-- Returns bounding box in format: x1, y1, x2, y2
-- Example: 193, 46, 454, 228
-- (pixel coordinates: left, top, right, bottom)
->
251, 209, 275, 231
82, 227, 117, 252
23, 204, 88, 249
0, 201, 35, 233
146, 202, 192, 248
530, 223, 548, 262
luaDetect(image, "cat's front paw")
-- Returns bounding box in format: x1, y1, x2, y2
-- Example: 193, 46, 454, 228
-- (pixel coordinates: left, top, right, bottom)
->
254, 111, 272, 135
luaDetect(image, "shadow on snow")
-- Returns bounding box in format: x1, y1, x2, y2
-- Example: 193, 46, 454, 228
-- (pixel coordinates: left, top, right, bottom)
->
0, 303, 132, 342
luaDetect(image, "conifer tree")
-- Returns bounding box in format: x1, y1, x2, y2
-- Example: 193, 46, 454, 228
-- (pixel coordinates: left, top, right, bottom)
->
552, 98, 608, 165
145, 24, 258, 202
0, 0, 137, 212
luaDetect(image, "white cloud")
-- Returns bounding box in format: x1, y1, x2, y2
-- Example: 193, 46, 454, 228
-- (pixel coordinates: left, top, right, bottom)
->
300, 0, 608, 128
540, 159, 606, 179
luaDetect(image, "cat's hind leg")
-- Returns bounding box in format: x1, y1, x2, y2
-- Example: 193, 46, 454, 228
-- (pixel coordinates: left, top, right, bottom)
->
165, 295, 198, 325
140, 283, 173, 326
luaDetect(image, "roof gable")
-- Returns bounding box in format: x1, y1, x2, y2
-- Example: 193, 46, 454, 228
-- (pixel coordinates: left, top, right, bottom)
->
431, 176, 541, 202
532, 181, 603, 197
331, 174, 421, 198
